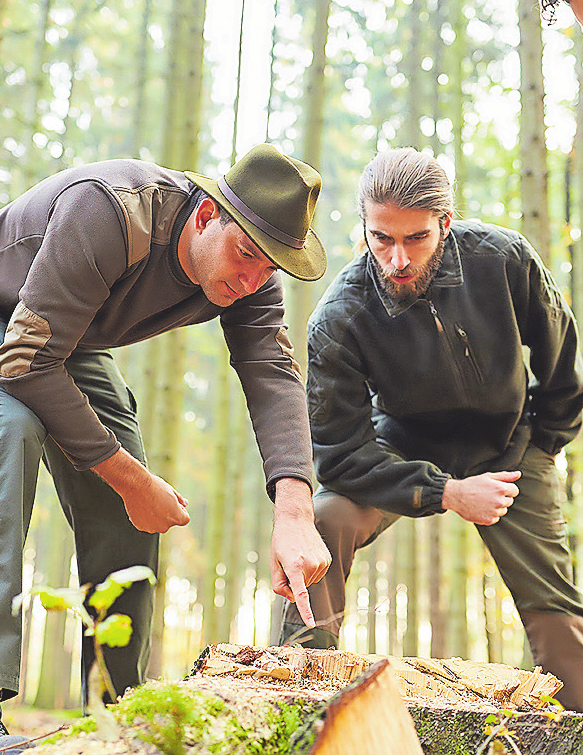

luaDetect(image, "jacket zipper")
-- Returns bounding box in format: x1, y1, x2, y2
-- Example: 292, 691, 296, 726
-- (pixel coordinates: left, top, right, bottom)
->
455, 324, 484, 382
427, 300, 481, 403
428, 301, 443, 332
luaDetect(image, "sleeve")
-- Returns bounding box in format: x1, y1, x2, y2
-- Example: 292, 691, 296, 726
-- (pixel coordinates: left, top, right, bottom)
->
219, 273, 313, 499
0, 183, 130, 469
521, 241, 583, 454
307, 318, 448, 517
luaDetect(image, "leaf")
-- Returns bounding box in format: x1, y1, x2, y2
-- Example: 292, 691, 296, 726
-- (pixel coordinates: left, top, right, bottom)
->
34, 586, 88, 613
89, 566, 156, 613
95, 613, 133, 648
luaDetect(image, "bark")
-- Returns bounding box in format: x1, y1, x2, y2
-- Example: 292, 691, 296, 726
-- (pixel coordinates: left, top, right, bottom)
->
180, 0, 206, 169
447, 514, 469, 659
34, 512, 75, 708
131, 0, 153, 156
404, 0, 423, 148
289, 0, 331, 375
202, 340, 231, 644
517, 0, 551, 262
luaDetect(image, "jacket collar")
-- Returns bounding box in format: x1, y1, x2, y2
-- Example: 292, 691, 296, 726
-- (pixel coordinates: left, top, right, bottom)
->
367, 228, 464, 318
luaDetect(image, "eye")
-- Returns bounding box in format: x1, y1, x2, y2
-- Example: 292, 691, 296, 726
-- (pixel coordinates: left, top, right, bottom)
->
240, 248, 255, 260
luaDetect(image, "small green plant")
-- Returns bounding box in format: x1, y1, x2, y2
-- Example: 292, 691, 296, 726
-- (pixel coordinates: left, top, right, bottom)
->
13, 564, 156, 740
477, 710, 522, 755
539, 695, 565, 722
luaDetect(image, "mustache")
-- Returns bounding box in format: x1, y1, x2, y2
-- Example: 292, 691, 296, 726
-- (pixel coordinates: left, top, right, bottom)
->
379, 263, 421, 280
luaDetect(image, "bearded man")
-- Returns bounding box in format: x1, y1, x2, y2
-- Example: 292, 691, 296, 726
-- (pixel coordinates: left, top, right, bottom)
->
280, 146, 583, 712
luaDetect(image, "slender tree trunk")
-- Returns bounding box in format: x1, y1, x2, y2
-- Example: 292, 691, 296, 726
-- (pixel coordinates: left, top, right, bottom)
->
366, 539, 379, 654
131, 0, 153, 156
404, 0, 423, 148
517, 0, 550, 262
289, 0, 331, 375
22, 0, 51, 190
33, 514, 75, 708
429, 517, 446, 658
449, 0, 468, 215
160, 0, 184, 168
265, 0, 280, 142
181, 0, 207, 169
202, 342, 231, 644
447, 514, 469, 658
430, 0, 444, 157
220, 392, 246, 641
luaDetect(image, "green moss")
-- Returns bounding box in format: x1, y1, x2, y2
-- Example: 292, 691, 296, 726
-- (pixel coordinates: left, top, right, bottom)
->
41, 716, 97, 745
114, 681, 319, 755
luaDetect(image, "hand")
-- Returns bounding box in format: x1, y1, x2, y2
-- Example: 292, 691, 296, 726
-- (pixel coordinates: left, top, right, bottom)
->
121, 471, 190, 533
442, 471, 521, 525
93, 448, 190, 533
270, 478, 331, 628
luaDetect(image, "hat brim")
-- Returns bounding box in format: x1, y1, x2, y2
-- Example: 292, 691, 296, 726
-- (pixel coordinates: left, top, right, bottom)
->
184, 171, 327, 281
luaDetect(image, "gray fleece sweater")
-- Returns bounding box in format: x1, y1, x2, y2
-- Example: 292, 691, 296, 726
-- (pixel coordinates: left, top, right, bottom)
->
0, 159, 312, 495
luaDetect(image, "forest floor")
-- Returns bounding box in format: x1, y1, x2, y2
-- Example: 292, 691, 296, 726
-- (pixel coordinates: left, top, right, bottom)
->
2, 705, 84, 749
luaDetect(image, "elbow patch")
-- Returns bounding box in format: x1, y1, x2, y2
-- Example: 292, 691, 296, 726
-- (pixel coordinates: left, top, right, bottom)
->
0, 302, 52, 377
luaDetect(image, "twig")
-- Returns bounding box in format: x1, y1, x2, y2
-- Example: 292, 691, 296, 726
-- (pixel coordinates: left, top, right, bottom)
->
0, 723, 69, 753
476, 715, 524, 755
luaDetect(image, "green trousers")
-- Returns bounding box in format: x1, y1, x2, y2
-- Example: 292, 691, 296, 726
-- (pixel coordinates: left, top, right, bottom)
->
0, 323, 159, 706
281, 445, 583, 711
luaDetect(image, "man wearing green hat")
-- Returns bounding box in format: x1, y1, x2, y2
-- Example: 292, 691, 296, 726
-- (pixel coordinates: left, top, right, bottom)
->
0, 144, 331, 745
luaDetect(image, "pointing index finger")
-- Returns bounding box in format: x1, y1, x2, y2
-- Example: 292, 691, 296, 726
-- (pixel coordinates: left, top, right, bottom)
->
289, 572, 316, 628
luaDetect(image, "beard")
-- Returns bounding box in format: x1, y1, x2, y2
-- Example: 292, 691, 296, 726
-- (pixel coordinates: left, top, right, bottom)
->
373, 227, 446, 302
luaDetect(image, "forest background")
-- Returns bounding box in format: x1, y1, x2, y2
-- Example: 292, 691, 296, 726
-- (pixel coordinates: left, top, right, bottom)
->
1, 0, 583, 711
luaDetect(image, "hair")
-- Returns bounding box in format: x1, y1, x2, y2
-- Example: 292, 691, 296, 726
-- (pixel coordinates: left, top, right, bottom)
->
357, 147, 454, 222
194, 188, 234, 228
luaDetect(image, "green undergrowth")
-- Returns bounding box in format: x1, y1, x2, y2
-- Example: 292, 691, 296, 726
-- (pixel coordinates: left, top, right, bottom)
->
43, 680, 321, 755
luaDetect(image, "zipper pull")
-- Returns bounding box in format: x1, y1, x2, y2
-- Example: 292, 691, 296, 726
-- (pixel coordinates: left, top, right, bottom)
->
428, 300, 443, 332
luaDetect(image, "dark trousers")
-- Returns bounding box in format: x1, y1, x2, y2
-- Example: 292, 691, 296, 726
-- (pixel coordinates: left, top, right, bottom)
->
282, 445, 583, 711
0, 323, 159, 705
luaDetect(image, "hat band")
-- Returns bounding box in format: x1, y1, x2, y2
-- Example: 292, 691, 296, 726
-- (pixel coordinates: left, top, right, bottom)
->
218, 177, 306, 249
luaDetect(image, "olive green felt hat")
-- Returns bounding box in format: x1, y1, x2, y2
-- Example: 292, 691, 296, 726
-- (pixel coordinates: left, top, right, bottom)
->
184, 143, 326, 281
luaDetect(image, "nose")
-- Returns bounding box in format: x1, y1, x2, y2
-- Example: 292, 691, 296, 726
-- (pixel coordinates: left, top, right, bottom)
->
390, 244, 410, 271
239, 266, 265, 294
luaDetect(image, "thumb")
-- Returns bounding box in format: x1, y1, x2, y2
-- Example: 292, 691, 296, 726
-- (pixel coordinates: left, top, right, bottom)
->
492, 470, 521, 481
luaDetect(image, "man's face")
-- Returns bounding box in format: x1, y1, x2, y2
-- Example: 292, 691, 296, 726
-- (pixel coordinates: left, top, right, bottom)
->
363, 200, 451, 301
178, 199, 278, 307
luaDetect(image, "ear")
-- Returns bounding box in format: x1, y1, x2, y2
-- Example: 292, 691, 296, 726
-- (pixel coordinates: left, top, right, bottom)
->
442, 212, 452, 237
193, 198, 220, 232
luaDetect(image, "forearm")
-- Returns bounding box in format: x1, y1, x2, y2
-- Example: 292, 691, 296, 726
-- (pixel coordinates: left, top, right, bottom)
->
93, 447, 190, 534
93, 446, 149, 495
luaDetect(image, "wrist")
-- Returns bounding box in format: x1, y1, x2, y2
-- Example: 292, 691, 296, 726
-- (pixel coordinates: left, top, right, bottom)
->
274, 477, 314, 521
93, 447, 149, 493
442, 478, 461, 512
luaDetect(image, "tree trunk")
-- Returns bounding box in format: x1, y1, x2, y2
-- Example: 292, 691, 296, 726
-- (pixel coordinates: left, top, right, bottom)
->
33, 512, 75, 708
289, 0, 331, 375
131, 0, 153, 156
202, 340, 231, 644
404, 0, 423, 149
517, 0, 550, 262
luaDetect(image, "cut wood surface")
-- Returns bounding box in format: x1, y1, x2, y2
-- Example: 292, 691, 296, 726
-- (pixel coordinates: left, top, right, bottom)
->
308, 658, 424, 755
195, 642, 563, 712
27, 643, 583, 755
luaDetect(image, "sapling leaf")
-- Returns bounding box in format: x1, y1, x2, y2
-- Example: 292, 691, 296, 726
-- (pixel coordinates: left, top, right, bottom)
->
35, 586, 88, 612
95, 613, 133, 648
89, 566, 156, 613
